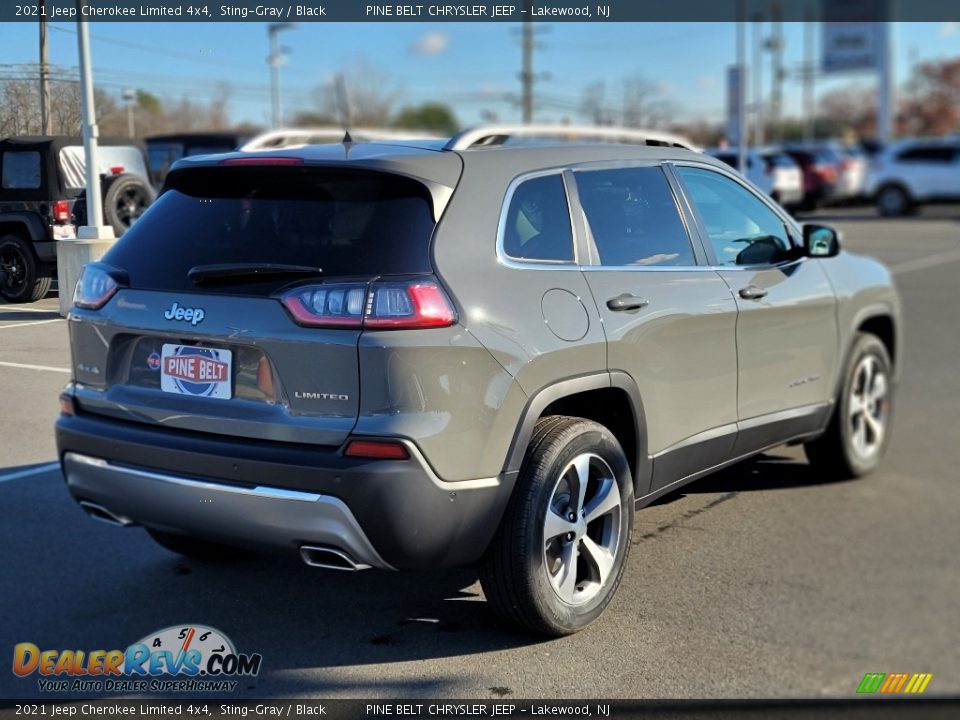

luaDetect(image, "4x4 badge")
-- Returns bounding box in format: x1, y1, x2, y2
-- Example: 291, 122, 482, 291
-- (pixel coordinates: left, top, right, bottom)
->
163, 301, 205, 326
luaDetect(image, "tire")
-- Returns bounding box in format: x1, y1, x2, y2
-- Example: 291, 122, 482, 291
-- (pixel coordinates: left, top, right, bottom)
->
102, 174, 155, 236
146, 527, 246, 561
480, 416, 635, 636
805, 333, 894, 479
876, 184, 913, 217
0, 233, 51, 303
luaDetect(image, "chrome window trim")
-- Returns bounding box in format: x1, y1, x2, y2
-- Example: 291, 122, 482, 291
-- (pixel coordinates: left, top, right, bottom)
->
496, 167, 582, 271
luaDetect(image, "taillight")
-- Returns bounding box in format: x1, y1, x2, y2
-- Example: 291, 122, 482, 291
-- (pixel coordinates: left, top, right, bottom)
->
280, 278, 457, 330
282, 283, 367, 327
73, 264, 121, 310
53, 200, 71, 222
364, 281, 456, 328
109, 165, 124, 175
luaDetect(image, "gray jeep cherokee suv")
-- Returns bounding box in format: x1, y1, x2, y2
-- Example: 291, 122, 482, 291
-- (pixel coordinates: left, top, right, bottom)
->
56, 136, 900, 635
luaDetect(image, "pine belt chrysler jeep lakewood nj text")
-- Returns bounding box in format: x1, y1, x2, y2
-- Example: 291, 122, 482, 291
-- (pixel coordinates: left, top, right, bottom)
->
56, 134, 901, 635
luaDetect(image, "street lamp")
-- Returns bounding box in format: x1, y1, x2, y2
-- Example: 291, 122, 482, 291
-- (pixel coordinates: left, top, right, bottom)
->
267, 23, 297, 129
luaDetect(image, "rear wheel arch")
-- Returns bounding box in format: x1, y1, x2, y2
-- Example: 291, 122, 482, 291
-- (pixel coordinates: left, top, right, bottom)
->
503, 373, 649, 495
0, 215, 46, 244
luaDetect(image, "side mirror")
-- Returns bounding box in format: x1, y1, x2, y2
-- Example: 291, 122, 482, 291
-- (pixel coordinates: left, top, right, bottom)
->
803, 223, 841, 258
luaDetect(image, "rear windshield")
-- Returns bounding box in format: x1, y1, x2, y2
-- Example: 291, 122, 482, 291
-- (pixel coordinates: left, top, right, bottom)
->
103, 167, 436, 294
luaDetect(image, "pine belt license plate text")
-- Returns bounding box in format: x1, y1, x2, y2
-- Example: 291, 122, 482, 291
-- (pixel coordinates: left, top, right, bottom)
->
160, 344, 232, 399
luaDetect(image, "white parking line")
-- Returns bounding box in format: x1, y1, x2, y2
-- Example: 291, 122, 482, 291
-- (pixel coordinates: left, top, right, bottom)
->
890, 248, 960, 276
0, 360, 70, 374
0, 462, 60, 484
0, 318, 63, 330
0, 306, 59, 313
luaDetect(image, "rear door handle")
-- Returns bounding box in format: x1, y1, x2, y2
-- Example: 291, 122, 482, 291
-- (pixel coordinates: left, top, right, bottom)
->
607, 294, 649, 312
738, 285, 768, 300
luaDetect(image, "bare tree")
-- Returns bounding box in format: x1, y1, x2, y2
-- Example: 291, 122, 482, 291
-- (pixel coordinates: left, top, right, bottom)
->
578, 75, 675, 129
314, 60, 402, 127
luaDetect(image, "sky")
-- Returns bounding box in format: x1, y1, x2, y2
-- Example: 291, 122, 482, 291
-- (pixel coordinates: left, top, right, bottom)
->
1, 20, 958, 129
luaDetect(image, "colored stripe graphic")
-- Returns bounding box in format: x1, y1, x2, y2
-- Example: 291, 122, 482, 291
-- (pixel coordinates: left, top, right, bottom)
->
858, 672, 932, 694
857, 673, 885, 694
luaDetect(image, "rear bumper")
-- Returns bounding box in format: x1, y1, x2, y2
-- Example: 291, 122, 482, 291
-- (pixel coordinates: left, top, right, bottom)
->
56, 412, 516, 570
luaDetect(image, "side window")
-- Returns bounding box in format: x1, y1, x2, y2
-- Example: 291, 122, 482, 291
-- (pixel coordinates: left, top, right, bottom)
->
575, 166, 695, 267
897, 146, 955, 163
502, 174, 574, 263
2, 152, 41, 189
675, 166, 792, 267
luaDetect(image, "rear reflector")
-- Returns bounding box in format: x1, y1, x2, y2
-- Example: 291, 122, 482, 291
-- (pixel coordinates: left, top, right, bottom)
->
220, 157, 304, 166
343, 440, 410, 460
110, 166, 124, 175
59, 394, 75, 416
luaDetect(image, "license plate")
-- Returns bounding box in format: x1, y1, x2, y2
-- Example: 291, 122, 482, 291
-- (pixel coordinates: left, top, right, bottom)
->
160, 344, 232, 399
53, 224, 76, 240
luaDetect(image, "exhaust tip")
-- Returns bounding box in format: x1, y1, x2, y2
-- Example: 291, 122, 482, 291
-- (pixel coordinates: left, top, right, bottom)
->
300, 545, 369, 571
78, 500, 134, 528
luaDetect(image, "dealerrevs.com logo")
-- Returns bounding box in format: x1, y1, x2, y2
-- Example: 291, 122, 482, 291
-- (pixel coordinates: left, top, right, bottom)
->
13, 625, 262, 693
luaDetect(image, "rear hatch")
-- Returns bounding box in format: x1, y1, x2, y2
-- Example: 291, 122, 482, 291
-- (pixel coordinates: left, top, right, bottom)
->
68, 162, 445, 446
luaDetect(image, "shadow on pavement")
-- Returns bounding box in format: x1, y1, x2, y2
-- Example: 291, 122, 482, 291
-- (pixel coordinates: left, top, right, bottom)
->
0, 461, 544, 698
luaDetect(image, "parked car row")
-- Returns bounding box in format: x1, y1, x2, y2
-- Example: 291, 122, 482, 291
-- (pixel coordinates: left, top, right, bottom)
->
709, 136, 960, 217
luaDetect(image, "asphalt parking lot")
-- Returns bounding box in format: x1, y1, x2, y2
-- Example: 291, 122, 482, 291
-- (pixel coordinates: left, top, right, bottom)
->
1, 206, 958, 700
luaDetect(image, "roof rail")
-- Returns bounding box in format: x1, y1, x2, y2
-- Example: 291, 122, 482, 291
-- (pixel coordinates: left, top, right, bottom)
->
444, 124, 700, 152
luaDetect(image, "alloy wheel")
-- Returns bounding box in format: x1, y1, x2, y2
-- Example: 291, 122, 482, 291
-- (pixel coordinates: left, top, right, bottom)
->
542, 453, 624, 606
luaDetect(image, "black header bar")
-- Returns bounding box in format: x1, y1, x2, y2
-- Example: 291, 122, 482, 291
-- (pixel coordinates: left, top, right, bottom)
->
2, 0, 959, 23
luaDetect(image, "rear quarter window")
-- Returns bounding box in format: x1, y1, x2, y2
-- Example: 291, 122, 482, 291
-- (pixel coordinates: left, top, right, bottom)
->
501, 174, 574, 263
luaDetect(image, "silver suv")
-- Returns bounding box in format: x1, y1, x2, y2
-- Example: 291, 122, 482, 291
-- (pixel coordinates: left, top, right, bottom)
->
56, 133, 901, 636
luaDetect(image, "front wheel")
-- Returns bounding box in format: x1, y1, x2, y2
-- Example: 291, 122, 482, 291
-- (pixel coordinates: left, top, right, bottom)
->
480, 416, 634, 636
806, 333, 894, 478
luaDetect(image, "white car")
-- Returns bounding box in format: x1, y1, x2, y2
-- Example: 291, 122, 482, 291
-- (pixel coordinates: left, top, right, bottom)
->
865, 138, 960, 216
759, 150, 804, 209
706, 148, 803, 209
705, 148, 774, 197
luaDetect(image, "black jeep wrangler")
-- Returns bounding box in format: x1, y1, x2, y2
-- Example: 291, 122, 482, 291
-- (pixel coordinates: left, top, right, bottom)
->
0, 136, 155, 303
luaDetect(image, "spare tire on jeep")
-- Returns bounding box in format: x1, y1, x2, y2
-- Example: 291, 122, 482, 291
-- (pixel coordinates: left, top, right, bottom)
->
102, 173, 156, 236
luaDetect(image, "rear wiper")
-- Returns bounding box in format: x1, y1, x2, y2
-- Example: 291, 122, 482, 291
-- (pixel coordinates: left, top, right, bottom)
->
188, 263, 323, 285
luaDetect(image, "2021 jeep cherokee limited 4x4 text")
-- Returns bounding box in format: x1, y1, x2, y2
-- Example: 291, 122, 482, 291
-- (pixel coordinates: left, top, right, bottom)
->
56, 136, 900, 635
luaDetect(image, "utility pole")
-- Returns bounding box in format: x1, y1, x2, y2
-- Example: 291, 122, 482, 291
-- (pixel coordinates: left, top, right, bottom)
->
876, 23, 894, 143
58, 0, 115, 317
768, 4, 784, 144
39, 0, 52, 134
267, 23, 296, 129
802, 14, 815, 144
123, 87, 136, 138
736, 2, 747, 174
752, 15, 764, 147
520, 2, 534, 124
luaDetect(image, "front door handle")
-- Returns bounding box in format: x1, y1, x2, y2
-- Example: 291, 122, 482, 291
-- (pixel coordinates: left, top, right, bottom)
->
738, 285, 768, 300
607, 294, 649, 312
